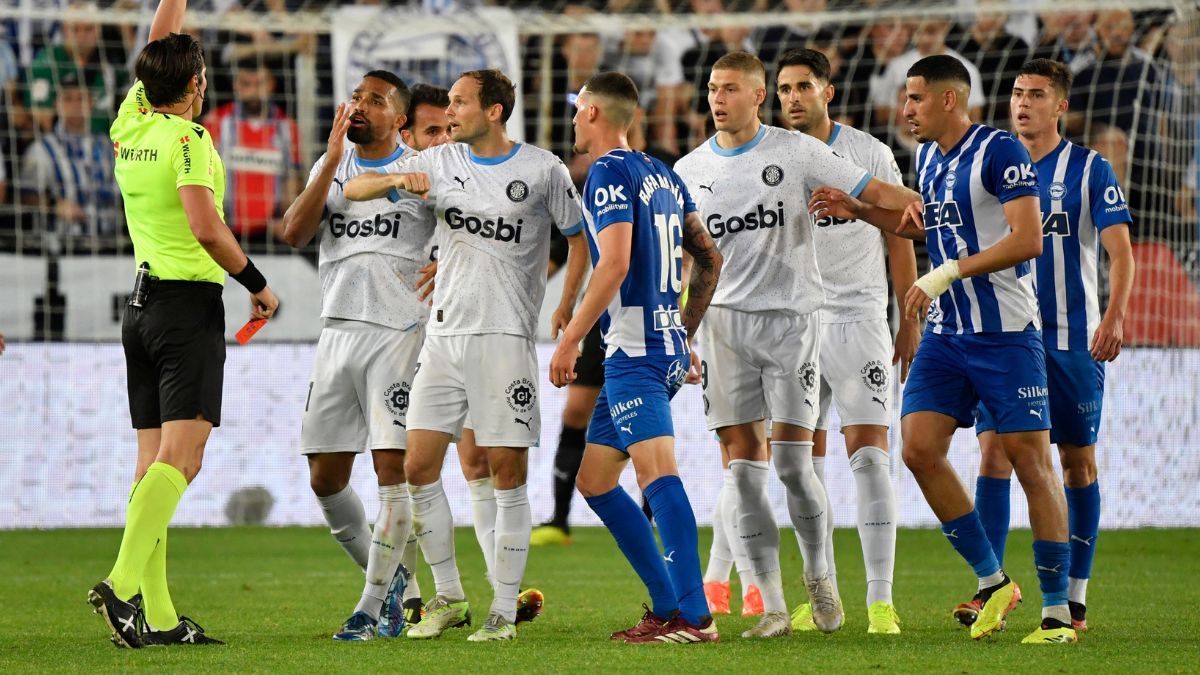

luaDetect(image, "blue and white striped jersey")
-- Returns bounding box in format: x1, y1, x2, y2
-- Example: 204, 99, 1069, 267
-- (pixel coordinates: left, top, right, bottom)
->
917, 124, 1041, 334
583, 149, 695, 358
1033, 139, 1131, 350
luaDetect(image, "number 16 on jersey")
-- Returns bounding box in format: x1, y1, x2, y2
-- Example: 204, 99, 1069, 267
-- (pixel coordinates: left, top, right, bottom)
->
653, 212, 683, 294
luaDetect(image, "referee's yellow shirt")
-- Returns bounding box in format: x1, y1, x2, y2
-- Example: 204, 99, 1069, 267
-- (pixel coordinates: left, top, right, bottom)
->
111, 81, 227, 284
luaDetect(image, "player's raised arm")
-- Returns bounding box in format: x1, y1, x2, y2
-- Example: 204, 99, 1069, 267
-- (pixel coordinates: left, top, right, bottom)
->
282, 102, 352, 247
148, 0, 189, 44
679, 210, 722, 338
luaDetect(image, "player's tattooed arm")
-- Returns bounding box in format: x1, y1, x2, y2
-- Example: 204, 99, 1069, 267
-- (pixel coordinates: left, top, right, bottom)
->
680, 211, 722, 338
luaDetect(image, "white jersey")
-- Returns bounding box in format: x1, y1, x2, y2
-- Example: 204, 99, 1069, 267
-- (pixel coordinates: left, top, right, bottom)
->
813, 123, 904, 323
674, 124, 870, 315
313, 144, 437, 331
399, 142, 584, 338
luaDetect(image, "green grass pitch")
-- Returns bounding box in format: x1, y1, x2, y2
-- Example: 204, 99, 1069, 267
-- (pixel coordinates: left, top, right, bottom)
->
3, 526, 1196, 672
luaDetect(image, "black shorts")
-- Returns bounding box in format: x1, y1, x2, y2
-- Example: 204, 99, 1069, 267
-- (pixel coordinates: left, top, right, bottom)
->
122, 280, 226, 429
574, 323, 606, 388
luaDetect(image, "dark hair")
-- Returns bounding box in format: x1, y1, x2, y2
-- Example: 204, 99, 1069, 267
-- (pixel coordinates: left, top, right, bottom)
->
1017, 58, 1074, 99
402, 83, 450, 130
460, 69, 516, 123
583, 71, 639, 107
776, 48, 831, 83
363, 69, 411, 115
712, 50, 766, 83
907, 54, 971, 88
134, 33, 205, 107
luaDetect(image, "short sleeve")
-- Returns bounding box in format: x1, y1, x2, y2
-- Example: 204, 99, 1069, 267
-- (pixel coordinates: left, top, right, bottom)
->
585, 159, 634, 232
872, 141, 904, 186
173, 125, 216, 191
669, 165, 697, 215
1087, 155, 1132, 231
981, 134, 1039, 204
118, 81, 151, 118
800, 135, 871, 198
546, 159, 585, 236
307, 152, 329, 187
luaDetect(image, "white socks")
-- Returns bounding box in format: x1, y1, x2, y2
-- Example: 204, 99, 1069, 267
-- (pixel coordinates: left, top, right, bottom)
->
772, 441, 830, 581
317, 485, 370, 570
408, 479, 465, 601
704, 470, 735, 583
730, 459, 786, 613
401, 530, 421, 601
492, 485, 531, 622
810, 456, 839, 598
720, 470, 756, 591
1068, 577, 1088, 606
355, 483, 411, 619
850, 446, 896, 607
467, 477, 498, 586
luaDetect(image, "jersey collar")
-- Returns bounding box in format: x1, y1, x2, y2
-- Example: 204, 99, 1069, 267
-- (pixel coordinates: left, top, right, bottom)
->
469, 142, 522, 165
1034, 137, 1071, 168
355, 144, 405, 168
826, 122, 842, 147
708, 124, 767, 157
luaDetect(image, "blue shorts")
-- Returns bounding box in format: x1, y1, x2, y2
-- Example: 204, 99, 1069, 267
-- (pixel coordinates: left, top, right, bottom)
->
586, 352, 689, 454
901, 329, 1050, 434
975, 348, 1104, 445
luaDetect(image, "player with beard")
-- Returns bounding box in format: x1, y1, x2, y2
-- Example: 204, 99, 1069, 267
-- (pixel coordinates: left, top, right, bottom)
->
280, 71, 436, 641
344, 69, 589, 642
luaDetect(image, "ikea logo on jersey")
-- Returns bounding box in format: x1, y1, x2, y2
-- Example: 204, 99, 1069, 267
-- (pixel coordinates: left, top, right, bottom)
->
445, 207, 523, 243
707, 202, 785, 238
329, 212, 406, 239
1003, 163, 1036, 188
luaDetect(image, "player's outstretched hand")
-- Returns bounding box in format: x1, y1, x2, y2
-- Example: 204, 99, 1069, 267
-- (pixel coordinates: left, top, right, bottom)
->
550, 303, 574, 341
892, 318, 920, 382
685, 350, 702, 385
394, 172, 431, 197
416, 260, 437, 303
251, 286, 279, 321
327, 102, 352, 159
549, 338, 579, 388
1091, 314, 1123, 362
904, 284, 933, 322
808, 186, 863, 222
897, 200, 926, 238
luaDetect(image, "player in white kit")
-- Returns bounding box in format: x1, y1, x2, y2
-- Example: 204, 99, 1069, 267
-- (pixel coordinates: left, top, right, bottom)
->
673, 51, 919, 638
280, 71, 439, 640
344, 69, 589, 642
776, 48, 918, 635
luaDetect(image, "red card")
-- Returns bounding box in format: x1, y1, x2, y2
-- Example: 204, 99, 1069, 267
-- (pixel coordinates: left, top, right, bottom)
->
236, 319, 268, 345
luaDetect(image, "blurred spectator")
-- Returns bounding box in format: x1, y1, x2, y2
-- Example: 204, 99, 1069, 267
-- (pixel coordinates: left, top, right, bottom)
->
1088, 124, 1131, 186
837, 17, 911, 137
24, 2, 125, 134
18, 73, 119, 242
0, 142, 7, 206
546, 33, 603, 184
952, 13, 1030, 127
207, 60, 304, 243
870, 19, 984, 133
0, 39, 17, 90
1031, 11, 1096, 70
223, 0, 317, 114
602, 28, 660, 112
755, 0, 838, 70
1067, 10, 1160, 149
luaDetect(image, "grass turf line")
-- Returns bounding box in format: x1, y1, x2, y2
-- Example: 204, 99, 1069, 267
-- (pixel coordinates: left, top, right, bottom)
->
2, 527, 1196, 672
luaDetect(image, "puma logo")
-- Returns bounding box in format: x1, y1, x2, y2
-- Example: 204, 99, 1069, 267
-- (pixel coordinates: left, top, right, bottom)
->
1071, 535, 1094, 547
1036, 564, 1062, 574
453, 175, 470, 189
945, 529, 958, 539
699, 182, 715, 193
1029, 409, 1043, 420
872, 396, 886, 408
332, 176, 346, 191
663, 550, 675, 563
514, 417, 532, 430
804, 399, 814, 410
393, 420, 406, 428
620, 424, 633, 435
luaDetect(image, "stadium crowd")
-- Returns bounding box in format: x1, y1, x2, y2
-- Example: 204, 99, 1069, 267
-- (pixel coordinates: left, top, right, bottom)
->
0, 0, 1194, 255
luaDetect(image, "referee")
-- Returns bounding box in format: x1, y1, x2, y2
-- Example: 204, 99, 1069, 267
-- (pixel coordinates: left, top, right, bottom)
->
87, 0, 278, 649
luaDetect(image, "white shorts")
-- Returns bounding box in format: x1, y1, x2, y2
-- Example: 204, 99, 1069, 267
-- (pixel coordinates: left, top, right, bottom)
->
816, 318, 894, 431
300, 319, 424, 454
407, 333, 540, 447
698, 306, 821, 431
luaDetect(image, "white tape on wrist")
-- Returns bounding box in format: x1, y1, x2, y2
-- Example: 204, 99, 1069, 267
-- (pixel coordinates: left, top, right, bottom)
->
914, 260, 961, 300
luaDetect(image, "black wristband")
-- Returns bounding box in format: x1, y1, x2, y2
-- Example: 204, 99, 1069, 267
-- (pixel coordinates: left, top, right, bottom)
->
232, 258, 268, 294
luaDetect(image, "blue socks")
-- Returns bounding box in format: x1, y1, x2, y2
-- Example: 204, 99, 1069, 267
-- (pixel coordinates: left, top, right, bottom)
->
941, 510, 1001, 579
585, 485, 677, 619
643, 476, 708, 625
1066, 481, 1100, 581
1032, 539, 1070, 607
975, 476, 1011, 566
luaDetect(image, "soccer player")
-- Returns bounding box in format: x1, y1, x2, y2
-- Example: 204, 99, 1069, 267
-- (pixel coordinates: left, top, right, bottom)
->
776, 48, 918, 635
89, 0, 279, 648
344, 69, 589, 642
280, 71, 440, 640
673, 51, 918, 638
810, 54, 1077, 644
957, 58, 1134, 634
556, 70, 723, 644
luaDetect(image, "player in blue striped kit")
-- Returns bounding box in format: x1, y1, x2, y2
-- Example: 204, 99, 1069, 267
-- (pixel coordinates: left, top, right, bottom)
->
810, 55, 1076, 645
550, 71, 723, 644
963, 59, 1135, 634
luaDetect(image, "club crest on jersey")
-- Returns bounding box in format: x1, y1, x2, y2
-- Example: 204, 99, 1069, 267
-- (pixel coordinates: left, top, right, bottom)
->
506, 180, 529, 202
860, 361, 888, 393
666, 359, 687, 390
384, 381, 411, 416
1049, 182, 1067, 200
944, 171, 957, 189
761, 164, 784, 187
506, 378, 536, 413
797, 362, 817, 393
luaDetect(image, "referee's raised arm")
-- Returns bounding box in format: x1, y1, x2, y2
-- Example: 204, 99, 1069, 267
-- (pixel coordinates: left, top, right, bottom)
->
148, 0, 187, 44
